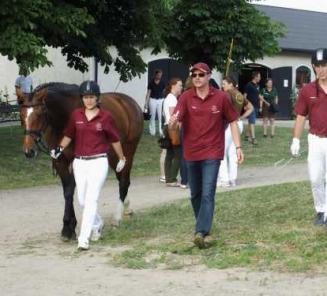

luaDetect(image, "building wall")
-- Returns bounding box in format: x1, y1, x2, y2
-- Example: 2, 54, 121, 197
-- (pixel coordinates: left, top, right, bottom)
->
0, 47, 90, 102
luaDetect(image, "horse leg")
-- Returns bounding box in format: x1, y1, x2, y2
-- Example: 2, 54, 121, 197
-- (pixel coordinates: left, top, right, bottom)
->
58, 166, 77, 241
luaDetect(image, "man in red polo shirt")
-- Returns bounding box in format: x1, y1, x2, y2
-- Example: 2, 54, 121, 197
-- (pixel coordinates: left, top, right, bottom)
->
291, 48, 327, 225
170, 62, 244, 248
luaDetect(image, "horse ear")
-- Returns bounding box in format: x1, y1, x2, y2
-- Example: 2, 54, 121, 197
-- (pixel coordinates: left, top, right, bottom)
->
35, 88, 48, 104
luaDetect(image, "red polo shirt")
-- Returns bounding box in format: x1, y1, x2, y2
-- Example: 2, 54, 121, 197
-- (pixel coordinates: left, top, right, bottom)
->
63, 108, 120, 156
295, 81, 327, 136
174, 87, 238, 161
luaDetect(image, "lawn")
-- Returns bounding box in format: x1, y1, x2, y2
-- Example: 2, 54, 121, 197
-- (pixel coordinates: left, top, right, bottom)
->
0, 123, 307, 189
101, 181, 327, 273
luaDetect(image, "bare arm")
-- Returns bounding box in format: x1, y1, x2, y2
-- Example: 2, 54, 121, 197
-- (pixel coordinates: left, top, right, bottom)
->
111, 141, 126, 160
293, 115, 306, 139
59, 136, 72, 149
275, 96, 279, 104
240, 101, 254, 120
230, 120, 244, 164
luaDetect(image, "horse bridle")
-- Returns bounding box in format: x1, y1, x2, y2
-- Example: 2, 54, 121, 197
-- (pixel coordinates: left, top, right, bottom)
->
21, 102, 50, 154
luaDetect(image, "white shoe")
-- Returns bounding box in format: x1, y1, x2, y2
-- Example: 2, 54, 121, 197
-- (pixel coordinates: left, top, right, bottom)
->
77, 241, 89, 251
217, 180, 230, 188
91, 223, 104, 242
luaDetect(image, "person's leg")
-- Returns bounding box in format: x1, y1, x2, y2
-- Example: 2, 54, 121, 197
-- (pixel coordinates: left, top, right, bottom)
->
78, 158, 108, 248
165, 147, 175, 183
187, 160, 202, 219
263, 117, 268, 136
148, 98, 157, 136
247, 109, 257, 144
307, 134, 326, 224
159, 149, 166, 182
170, 145, 182, 183
72, 159, 88, 207
195, 159, 220, 236
229, 121, 243, 186
157, 98, 164, 137
270, 117, 275, 137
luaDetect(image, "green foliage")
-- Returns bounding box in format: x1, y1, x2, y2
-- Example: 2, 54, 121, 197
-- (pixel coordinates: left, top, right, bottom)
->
0, 0, 166, 81
163, 0, 286, 72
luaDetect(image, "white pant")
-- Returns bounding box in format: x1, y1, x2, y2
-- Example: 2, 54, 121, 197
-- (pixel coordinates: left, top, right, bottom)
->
149, 97, 164, 136
308, 133, 327, 213
219, 121, 243, 183
73, 157, 108, 245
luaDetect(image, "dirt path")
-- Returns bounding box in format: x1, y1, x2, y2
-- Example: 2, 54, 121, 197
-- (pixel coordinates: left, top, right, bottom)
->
2, 162, 327, 296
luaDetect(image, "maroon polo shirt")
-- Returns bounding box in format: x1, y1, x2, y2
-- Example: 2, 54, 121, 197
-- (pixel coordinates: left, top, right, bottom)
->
63, 108, 120, 156
295, 81, 327, 136
174, 86, 238, 161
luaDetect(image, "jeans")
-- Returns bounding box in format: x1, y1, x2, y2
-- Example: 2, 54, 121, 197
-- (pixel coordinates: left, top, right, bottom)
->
149, 97, 164, 136
186, 159, 221, 236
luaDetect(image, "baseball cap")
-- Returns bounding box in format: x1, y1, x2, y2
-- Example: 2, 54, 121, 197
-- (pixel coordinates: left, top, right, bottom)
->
190, 62, 211, 74
311, 48, 327, 66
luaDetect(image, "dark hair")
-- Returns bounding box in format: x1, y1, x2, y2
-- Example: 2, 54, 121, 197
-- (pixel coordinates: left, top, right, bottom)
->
223, 76, 237, 88
163, 78, 182, 98
252, 71, 261, 79
266, 78, 273, 84
153, 69, 163, 77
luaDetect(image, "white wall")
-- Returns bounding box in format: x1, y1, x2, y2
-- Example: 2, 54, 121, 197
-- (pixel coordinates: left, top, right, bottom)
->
0, 47, 89, 102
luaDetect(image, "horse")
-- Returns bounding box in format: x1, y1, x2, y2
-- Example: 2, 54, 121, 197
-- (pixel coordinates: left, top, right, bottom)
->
20, 82, 144, 241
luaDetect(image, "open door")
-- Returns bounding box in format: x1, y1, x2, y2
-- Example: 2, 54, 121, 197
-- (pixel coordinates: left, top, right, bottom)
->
272, 67, 292, 119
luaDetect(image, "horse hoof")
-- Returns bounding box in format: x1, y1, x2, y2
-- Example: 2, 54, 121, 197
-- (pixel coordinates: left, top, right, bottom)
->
61, 230, 76, 242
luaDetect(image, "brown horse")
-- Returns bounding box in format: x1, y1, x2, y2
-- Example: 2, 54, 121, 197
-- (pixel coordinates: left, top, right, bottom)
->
20, 83, 143, 241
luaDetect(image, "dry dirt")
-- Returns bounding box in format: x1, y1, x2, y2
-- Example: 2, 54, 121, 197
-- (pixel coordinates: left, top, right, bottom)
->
2, 163, 327, 296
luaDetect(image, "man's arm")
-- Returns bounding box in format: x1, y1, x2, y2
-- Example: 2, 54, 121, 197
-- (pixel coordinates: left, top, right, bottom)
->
230, 120, 244, 164
293, 115, 306, 139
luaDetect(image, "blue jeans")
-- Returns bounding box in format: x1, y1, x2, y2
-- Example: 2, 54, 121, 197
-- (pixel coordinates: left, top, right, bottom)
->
186, 159, 220, 236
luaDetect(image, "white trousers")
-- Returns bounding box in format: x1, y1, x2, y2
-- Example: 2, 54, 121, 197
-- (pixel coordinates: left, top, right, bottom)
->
308, 133, 327, 213
149, 97, 164, 136
73, 157, 108, 245
219, 121, 243, 183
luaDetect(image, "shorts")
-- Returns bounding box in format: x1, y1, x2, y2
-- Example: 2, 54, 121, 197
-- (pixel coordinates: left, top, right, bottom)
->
247, 108, 258, 124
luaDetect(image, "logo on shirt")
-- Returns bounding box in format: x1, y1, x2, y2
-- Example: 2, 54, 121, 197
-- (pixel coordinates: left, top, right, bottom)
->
76, 121, 84, 124
309, 96, 318, 99
211, 105, 220, 114
96, 122, 103, 131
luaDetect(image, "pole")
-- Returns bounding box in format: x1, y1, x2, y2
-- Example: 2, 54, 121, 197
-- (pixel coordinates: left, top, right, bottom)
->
225, 38, 234, 76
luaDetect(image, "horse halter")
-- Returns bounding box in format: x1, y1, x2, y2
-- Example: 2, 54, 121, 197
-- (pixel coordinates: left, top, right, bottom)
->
21, 102, 50, 154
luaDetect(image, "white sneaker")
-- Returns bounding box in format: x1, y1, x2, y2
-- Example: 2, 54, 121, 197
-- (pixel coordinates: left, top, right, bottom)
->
77, 241, 89, 251
91, 223, 104, 242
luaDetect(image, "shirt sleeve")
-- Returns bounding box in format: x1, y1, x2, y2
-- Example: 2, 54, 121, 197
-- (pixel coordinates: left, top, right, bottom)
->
294, 88, 308, 116
103, 113, 120, 143
15, 77, 21, 87
222, 93, 239, 123
63, 111, 77, 139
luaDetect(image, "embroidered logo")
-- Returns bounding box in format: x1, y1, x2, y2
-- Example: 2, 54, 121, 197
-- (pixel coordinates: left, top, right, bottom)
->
96, 122, 103, 131
76, 121, 84, 124
309, 96, 317, 99
211, 105, 220, 113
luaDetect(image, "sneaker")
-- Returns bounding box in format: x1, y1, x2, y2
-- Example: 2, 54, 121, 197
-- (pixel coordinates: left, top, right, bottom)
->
193, 232, 205, 249
263, 134, 267, 138
252, 138, 258, 145
315, 212, 325, 225
180, 184, 188, 189
91, 223, 104, 242
159, 176, 166, 183
77, 241, 89, 251
166, 182, 180, 187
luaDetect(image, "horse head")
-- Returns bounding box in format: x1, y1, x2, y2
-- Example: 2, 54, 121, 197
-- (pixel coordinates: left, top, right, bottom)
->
21, 88, 48, 158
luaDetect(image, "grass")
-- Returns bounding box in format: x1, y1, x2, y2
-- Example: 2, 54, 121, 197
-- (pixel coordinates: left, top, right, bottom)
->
101, 181, 327, 272
0, 122, 307, 189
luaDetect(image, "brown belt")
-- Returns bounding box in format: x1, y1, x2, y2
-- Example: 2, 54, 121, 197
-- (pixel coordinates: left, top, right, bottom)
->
75, 153, 107, 160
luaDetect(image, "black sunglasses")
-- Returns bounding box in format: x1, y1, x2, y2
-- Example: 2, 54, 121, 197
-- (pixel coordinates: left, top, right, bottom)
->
191, 72, 206, 78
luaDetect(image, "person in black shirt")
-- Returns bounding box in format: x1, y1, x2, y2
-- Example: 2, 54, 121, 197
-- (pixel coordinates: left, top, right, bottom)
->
244, 71, 262, 145
144, 69, 166, 137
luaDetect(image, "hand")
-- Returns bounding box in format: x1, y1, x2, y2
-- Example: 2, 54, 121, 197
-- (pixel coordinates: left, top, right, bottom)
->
116, 157, 126, 172
236, 147, 244, 164
290, 138, 300, 156
50, 146, 63, 159
168, 111, 179, 126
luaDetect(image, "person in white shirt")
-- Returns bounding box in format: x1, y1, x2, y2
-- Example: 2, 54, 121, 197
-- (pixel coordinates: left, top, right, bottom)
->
163, 78, 183, 186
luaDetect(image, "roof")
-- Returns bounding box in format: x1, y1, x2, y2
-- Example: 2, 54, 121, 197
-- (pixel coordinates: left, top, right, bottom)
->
254, 5, 327, 52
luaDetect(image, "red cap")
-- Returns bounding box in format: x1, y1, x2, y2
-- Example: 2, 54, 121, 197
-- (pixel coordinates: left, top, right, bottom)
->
191, 62, 211, 73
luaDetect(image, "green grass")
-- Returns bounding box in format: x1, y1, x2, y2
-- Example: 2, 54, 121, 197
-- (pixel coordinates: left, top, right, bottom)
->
0, 123, 307, 189
101, 182, 327, 272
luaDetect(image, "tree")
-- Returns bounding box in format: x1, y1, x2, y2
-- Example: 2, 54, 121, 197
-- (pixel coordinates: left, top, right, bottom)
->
0, 0, 165, 81
163, 0, 286, 73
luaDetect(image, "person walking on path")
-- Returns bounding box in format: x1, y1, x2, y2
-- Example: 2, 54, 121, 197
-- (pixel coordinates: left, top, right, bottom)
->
50, 80, 126, 250
218, 76, 253, 187
244, 71, 262, 145
163, 78, 183, 186
291, 48, 327, 226
144, 69, 166, 137
260, 78, 279, 138
170, 63, 244, 248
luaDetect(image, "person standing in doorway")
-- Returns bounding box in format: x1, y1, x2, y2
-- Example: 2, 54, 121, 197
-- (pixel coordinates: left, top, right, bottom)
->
291, 48, 327, 226
170, 63, 244, 248
144, 69, 166, 137
51, 80, 126, 250
261, 78, 279, 138
244, 71, 262, 145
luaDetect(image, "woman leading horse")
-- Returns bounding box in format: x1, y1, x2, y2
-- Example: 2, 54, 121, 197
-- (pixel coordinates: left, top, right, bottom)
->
20, 82, 143, 244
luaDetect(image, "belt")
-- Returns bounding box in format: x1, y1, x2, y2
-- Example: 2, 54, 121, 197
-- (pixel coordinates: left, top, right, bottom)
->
75, 153, 108, 160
